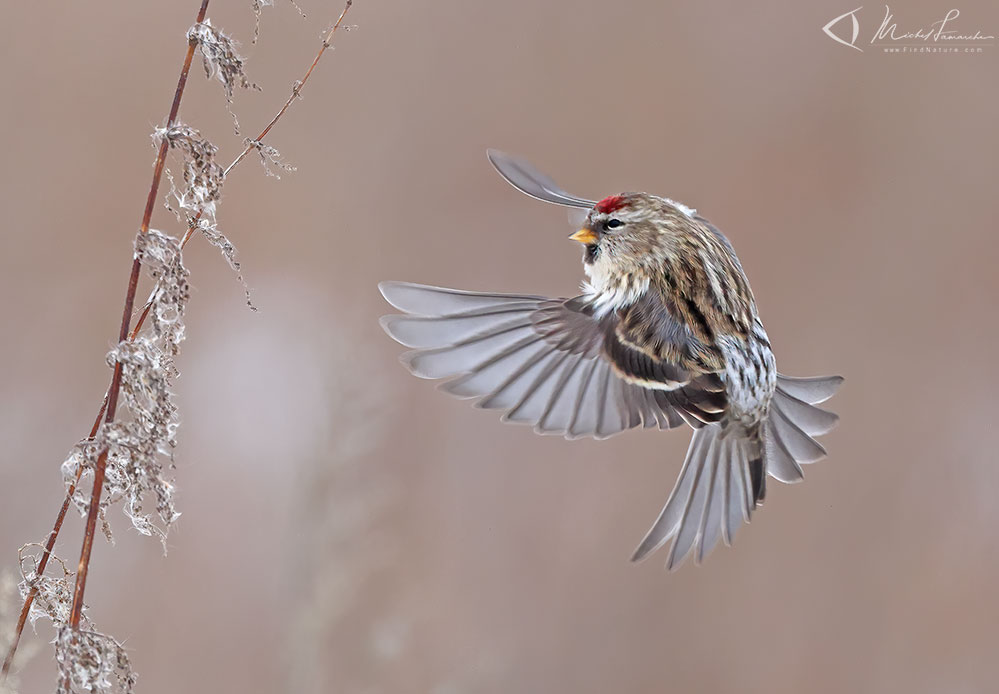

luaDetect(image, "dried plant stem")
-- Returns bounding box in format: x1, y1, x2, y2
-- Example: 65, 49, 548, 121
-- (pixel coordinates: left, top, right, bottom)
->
229, 0, 353, 172
2, 1, 210, 676
2, 0, 355, 681
66, 0, 214, 643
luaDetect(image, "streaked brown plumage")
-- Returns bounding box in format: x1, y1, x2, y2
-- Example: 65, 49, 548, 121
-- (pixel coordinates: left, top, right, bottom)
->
378, 151, 842, 570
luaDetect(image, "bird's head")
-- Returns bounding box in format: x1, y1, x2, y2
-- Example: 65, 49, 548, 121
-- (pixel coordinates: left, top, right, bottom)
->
572, 192, 696, 271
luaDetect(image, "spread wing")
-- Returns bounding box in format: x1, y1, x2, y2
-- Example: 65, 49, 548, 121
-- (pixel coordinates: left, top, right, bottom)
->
379, 282, 695, 440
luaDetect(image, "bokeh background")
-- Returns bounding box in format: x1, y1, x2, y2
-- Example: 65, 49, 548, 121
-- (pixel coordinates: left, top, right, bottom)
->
2, 1, 998, 692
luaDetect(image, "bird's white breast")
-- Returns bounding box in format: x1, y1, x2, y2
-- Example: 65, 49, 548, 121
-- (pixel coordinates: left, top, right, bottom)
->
582, 256, 650, 318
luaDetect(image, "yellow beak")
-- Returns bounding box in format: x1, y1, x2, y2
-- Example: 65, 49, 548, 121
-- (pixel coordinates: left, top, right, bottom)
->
569, 228, 599, 245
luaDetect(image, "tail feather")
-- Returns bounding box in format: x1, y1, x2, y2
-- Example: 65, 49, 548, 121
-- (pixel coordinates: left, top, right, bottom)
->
773, 388, 839, 436
633, 373, 843, 569
632, 424, 760, 570
770, 406, 827, 463
766, 423, 806, 484
749, 448, 766, 504
766, 372, 842, 476
775, 374, 843, 405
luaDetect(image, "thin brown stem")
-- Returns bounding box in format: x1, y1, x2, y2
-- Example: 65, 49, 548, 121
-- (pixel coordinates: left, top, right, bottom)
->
66, 0, 211, 633
228, 0, 353, 174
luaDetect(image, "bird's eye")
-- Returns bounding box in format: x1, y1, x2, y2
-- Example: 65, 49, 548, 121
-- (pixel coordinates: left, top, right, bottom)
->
604, 219, 624, 231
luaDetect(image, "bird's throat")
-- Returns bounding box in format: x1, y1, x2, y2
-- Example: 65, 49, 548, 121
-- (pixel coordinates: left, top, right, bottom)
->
582, 257, 650, 317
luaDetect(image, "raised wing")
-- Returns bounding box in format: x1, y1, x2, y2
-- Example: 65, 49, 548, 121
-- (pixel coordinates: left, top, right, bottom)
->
486, 150, 597, 209
379, 282, 690, 439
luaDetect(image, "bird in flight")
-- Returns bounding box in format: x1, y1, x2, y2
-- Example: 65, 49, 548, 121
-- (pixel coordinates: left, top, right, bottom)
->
379, 150, 842, 570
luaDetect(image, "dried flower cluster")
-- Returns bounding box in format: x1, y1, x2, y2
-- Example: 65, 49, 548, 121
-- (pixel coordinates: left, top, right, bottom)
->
15, 547, 136, 694
187, 19, 257, 104
158, 124, 256, 309
245, 138, 296, 179
46, 229, 189, 689
194, 217, 256, 310
134, 229, 190, 352
54, 629, 135, 694
17, 547, 75, 630
155, 124, 224, 223
62, 230, 188, 544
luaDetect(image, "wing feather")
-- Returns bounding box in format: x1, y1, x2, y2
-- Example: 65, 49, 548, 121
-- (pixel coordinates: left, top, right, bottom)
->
765, 423, 805, 483
772, 388, 839, 436
567, 359, 602, 439
380, 304, 538, 348
380, 281, 544, 315
380, 282, 698, 440
486, 150, 597, 209
771, 406, 827, 464
402, 327, 539, 379
535, 356, 589, 434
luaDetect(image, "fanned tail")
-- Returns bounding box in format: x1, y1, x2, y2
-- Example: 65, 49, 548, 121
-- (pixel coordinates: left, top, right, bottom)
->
764, 374, 843, 483
631, 373, 843, 570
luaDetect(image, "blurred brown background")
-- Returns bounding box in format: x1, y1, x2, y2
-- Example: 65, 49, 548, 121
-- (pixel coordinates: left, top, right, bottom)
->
1, 1, 998, 692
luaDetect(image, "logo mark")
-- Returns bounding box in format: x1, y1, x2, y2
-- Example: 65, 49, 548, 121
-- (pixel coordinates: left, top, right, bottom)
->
823, 6, 864, 51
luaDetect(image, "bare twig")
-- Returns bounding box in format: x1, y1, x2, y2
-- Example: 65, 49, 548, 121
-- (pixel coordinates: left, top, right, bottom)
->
228, 0, 353, 173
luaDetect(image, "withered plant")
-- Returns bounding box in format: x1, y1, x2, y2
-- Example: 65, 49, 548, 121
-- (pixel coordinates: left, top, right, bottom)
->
0, 1, 355, 691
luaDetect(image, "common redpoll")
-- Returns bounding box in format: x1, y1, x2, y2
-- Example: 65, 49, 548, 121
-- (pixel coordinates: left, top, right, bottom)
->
379, 150, 842, 570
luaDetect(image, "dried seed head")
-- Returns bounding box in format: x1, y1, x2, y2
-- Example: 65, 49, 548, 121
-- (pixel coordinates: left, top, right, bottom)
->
244, 138, 296, 179
195, 218, 256, 311
163, 178, 255, 311
16, 546, 83, 631
187, 19, 257, 103
14, 548, 134, 693
188, 19, 258, 132
135, 229, 190, 351
99, 338, 182, 544
55, 627, 136, 694
154, 124, 224, 222
61, 230, 188, 545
